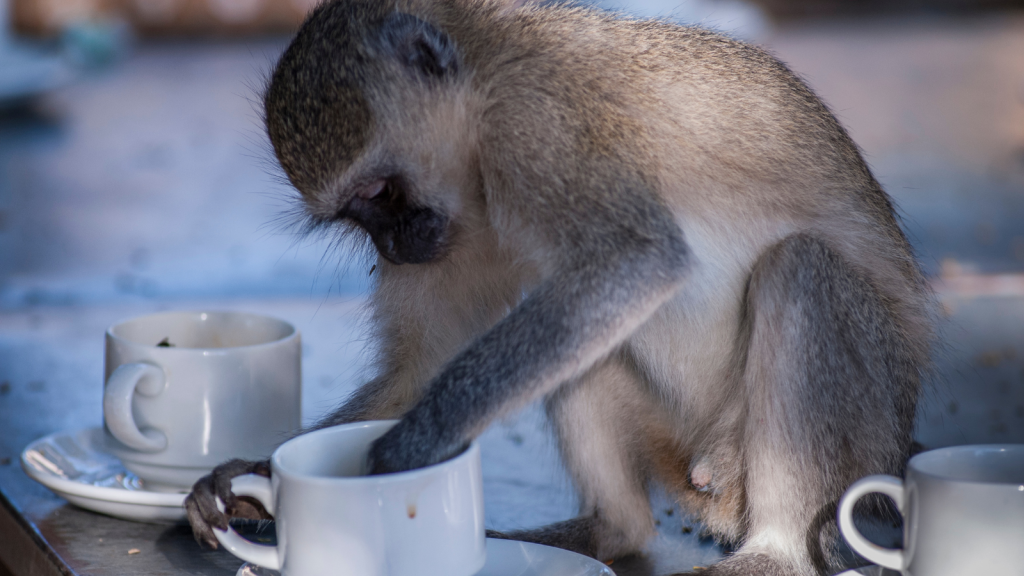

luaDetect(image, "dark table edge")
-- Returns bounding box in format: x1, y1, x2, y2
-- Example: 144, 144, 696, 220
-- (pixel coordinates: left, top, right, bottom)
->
0, 484, 73, 576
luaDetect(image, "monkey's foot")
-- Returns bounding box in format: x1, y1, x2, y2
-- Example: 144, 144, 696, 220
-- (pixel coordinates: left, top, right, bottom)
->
671, 553, 812, 576
486, 517, 602, 558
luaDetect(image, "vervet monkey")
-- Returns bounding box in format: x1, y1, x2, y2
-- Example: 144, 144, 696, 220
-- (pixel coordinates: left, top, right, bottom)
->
185, 0, 932, 574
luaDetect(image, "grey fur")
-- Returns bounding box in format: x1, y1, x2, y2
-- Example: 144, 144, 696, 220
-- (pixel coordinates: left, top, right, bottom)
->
185, 1, 933, 574
488, 516, 602, 558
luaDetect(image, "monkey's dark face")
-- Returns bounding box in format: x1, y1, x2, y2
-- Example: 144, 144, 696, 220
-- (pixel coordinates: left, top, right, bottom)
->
265, 1, 462, 266
338, 177, 450, 265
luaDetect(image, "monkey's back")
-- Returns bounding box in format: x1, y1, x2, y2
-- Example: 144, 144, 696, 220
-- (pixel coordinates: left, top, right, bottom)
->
439, 2, 929, 331
428, 0, 932, 422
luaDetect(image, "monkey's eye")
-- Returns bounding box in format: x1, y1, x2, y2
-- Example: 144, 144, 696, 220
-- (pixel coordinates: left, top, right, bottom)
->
355, 179, 387, 201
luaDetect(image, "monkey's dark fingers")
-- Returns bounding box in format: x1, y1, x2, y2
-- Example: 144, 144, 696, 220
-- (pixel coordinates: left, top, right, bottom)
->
183, 493, 270, 549
211, 459, 271, 515
184, 491, 221, 549
185, 459, 272, 548
230, 495, 272, 520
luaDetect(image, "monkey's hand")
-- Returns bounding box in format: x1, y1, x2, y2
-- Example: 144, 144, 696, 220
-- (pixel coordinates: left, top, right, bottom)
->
184, 458, 272, 548
366, 415, 465, 475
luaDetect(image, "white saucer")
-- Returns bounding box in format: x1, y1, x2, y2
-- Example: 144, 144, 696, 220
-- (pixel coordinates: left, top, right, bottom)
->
21, 427, 187, 522
235, 538, 615, 576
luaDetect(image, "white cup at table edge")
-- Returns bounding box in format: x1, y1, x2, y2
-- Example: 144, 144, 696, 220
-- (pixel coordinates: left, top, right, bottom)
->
214, 420, 486, 576
838, 444, 1024, 576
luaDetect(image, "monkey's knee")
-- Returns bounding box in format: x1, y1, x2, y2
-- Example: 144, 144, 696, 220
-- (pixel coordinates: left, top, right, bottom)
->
745, 231, 920, 452
748, 233, 849, 303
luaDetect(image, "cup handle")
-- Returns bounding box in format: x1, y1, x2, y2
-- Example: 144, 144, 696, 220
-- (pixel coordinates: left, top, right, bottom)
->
213, 474, 281, 571
103, 362, 168, 452
837, 474, 906, 571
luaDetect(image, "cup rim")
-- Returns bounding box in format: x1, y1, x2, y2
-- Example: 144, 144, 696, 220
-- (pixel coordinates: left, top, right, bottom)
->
271, 420, 479, 485
909, 443, 1024, 485
107, 310, 297, 351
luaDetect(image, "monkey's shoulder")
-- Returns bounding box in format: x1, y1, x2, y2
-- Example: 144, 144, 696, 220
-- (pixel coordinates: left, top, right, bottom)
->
456, 6, 825, 148
457, 5, 788, 89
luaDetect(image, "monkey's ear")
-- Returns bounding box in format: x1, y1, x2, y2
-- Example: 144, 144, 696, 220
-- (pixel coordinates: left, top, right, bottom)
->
377, 13, 459, 79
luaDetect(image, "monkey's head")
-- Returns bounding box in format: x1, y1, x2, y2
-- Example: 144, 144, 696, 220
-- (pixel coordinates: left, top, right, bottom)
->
265, 0, 472, 265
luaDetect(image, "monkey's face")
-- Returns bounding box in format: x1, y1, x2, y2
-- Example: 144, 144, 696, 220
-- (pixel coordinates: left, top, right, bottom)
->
265, 1, 466, 266
337, 176, 451, 265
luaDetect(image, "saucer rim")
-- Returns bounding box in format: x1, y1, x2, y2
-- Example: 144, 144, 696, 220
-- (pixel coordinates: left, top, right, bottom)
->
21, 427, 187, 507
234, 537, 616, 576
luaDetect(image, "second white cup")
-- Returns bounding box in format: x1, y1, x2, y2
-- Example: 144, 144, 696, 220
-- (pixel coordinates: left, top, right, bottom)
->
214, 421, 486, 576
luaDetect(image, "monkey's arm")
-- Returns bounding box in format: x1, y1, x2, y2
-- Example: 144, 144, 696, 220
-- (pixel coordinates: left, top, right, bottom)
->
314, 250, 526, 429
186, 381, 404, 547
185, 376, 426, 547
186, 375, 446, 546
369, 200, 689, 473
187, 248, 521, 546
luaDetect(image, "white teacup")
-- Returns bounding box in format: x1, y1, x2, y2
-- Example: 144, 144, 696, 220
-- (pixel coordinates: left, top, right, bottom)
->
103, 311, 301, 490
838, 444, 1024, 576
214, 420, 486, 576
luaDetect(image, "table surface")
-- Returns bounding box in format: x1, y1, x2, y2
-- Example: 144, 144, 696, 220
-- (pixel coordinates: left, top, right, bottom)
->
0, 298, 735, 576
1, 9, 1023, 576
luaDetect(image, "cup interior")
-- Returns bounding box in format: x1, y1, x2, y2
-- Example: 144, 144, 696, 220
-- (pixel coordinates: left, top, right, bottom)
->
279, 422, 393, 478
274, 421, 472, 481
110, 311, 294, 349
912, 444, 1024, 484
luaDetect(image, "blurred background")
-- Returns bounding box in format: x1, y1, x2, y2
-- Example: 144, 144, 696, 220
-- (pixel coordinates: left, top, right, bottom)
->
0, 0, 1023, 566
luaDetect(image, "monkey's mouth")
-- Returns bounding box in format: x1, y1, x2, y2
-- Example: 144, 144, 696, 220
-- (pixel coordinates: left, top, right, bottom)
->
340, 177, 449, 265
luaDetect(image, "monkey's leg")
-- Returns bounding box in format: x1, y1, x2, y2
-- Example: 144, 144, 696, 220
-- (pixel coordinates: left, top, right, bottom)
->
683, 233, 920, 576
493, 358, 655, 560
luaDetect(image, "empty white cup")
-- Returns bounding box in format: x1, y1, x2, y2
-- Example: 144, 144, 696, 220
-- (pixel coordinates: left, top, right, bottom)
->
103, 310, 301, 490
838, 444, 1024, 576
214, 420, 486, 576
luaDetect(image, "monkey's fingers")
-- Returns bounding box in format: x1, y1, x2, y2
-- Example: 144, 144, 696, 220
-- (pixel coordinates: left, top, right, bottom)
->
230, 496, 272, 520
211, 459, 271, 514
185, 459, 272, 548
184, 490, 222, 549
